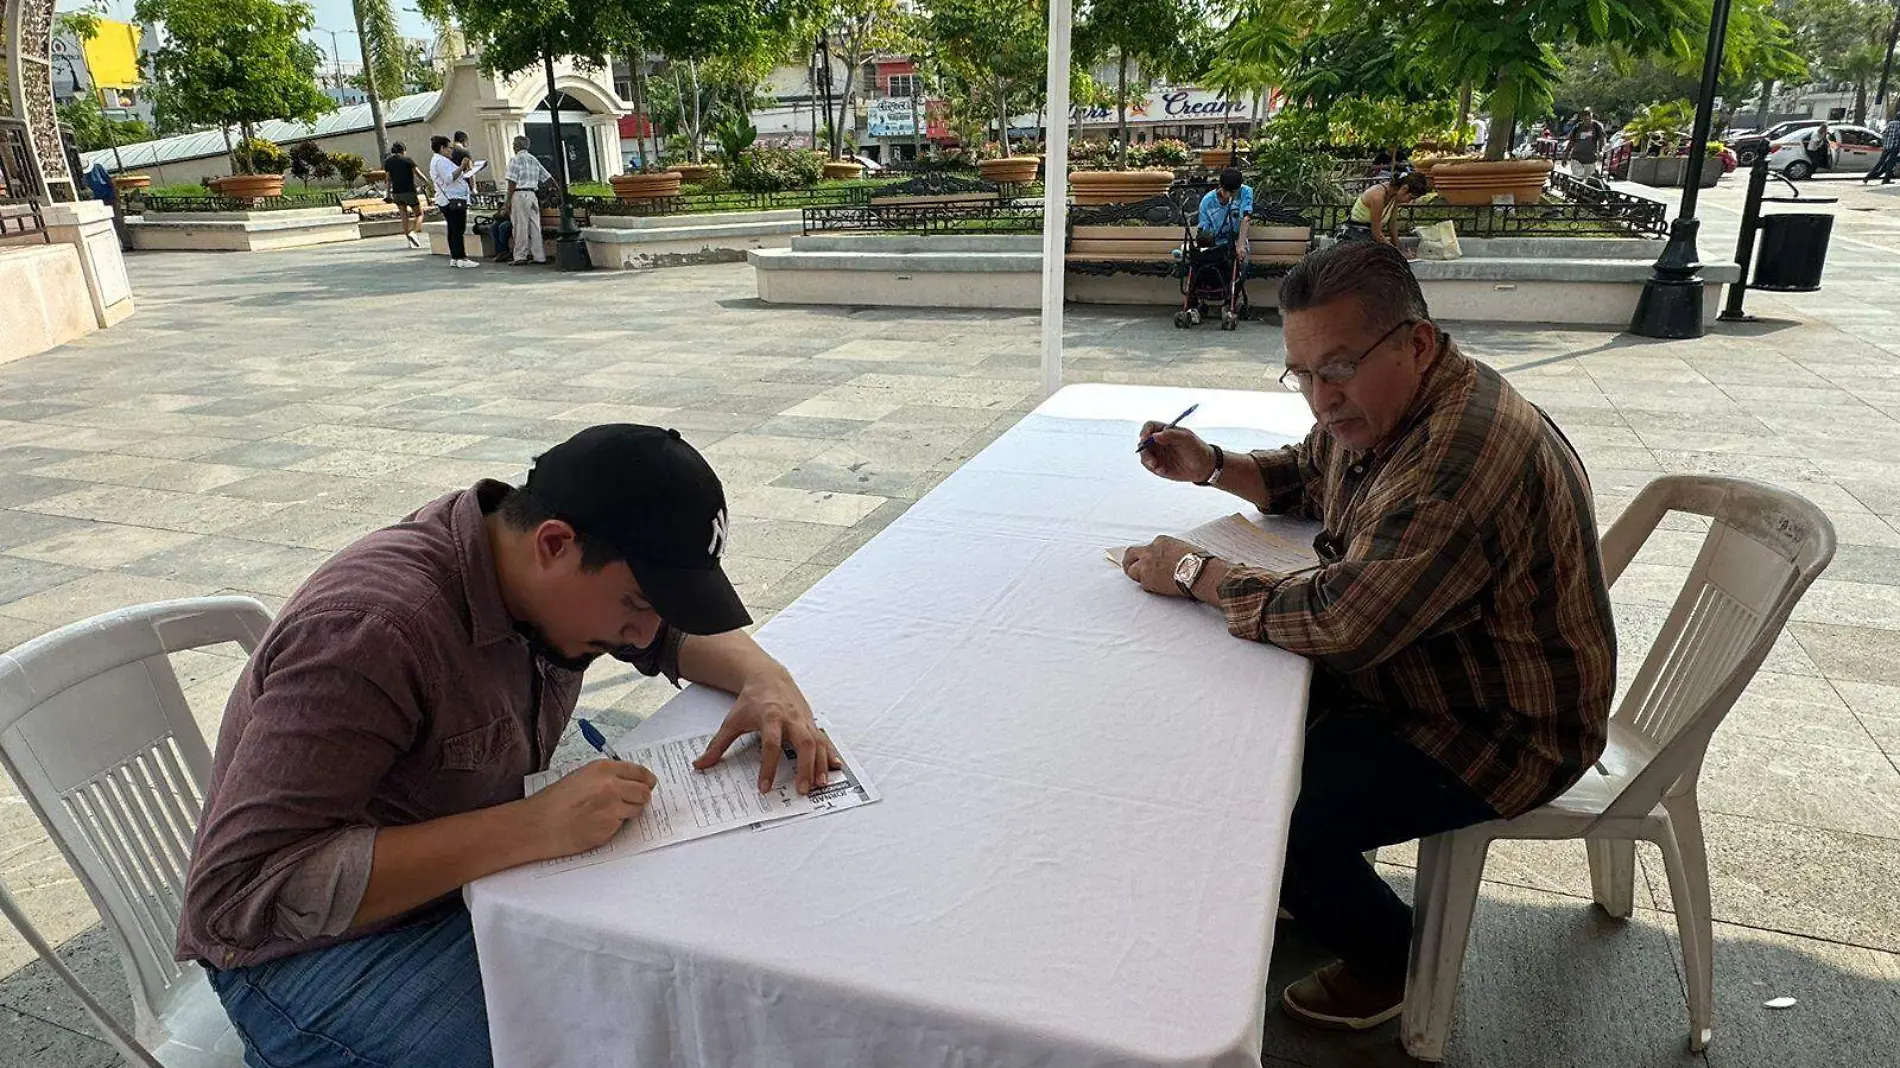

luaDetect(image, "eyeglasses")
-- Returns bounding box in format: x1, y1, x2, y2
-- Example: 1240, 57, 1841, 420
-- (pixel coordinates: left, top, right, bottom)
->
1278, 319, 1417, 393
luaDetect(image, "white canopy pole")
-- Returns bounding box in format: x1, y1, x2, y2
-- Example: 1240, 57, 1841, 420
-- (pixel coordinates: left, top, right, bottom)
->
1039, 0, 1074, 397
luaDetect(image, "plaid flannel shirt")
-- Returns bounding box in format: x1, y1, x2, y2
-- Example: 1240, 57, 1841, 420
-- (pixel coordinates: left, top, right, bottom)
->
1882, 120, 1900, 151
1216, 339, 1616, 816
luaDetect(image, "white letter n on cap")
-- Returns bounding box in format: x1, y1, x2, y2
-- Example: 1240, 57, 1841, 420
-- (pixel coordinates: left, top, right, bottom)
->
707, 509, 729, 558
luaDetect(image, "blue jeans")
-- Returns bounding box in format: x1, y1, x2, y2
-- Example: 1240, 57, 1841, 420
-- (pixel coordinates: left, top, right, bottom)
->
205, 900, 491, 1068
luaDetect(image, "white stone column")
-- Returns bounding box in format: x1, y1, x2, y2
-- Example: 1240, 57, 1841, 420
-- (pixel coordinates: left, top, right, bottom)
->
39, 199, 134, 327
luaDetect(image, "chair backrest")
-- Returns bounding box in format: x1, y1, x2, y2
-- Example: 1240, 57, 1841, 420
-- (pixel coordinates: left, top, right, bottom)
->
0, 597, 271, 1032
1596, 476, 1834, 820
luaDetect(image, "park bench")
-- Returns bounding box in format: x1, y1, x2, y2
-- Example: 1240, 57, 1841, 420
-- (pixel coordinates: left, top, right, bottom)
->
1064, 195, 1313, 280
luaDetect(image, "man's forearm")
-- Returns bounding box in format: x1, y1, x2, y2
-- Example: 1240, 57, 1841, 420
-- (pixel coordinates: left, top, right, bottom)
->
678, 629, 785, 694
1211, 445, 1270, 510
351, 801, 544, 928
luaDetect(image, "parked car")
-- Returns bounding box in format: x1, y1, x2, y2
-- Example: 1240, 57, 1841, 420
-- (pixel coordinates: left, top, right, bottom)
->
1767, 123, 1887, 179
1731, 119, 1826, 166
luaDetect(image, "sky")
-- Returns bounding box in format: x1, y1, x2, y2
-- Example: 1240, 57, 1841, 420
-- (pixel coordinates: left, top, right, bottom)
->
56, 0, 437, 70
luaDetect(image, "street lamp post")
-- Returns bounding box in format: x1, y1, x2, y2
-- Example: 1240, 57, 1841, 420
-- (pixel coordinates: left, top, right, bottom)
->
1630, 0, 1735, 339
544, 52, 587, 271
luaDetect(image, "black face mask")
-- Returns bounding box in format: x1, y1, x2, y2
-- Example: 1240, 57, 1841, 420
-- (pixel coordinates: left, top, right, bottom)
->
515, 622, 600, 673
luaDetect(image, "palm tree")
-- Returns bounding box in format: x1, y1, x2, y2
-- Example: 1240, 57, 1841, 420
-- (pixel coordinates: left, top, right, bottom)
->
351, 0, 407, 164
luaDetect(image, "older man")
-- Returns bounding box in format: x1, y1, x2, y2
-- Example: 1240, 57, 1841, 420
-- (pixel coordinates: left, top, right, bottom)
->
504, 135, 554, 265
1123, 241, 1615, 1030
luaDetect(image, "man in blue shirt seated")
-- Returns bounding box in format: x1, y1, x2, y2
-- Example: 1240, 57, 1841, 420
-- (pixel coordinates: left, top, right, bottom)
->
1197, 167, 1253, 254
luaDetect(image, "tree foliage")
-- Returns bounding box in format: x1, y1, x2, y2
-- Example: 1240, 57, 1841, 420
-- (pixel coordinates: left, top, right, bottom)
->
925, 0, 1048, 152
135, 0, 332, 156
56, 95, 154, 152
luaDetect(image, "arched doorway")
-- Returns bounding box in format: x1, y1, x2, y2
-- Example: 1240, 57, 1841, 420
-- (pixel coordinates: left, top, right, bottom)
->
1, 0, 77, 200
526, 90, 595, 183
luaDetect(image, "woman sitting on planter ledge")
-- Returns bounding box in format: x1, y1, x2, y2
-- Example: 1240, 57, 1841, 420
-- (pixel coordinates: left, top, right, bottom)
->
1340, 171, 1430, 255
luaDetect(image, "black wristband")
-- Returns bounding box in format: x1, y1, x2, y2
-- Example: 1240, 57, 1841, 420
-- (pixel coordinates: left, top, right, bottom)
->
1195, 444, 1225, 486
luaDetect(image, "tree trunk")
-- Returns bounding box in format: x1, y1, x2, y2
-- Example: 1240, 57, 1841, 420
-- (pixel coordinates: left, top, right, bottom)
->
688, 60, 704, 163
352, 0, 389, 164
1116, 51, 1129, 168
1854, 78, 1868, 126
223, 124, 236, 173
628, 50, 648, 168
993, 73, 1006, 154
1756, 77, 1775, 128
1455, 82, 1472, 149
835, 54, 858, 160
672, 65, 689, 155
1484, 73, 1513, 161
1250, 90, 1262, 139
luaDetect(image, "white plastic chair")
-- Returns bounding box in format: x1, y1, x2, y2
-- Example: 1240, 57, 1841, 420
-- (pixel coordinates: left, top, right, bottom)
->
1400, 475, 1836, 1062
0, 596, 273, 1068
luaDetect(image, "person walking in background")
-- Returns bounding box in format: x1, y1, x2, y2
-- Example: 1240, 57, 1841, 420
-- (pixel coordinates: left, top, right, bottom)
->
383, 142, 428, 249
1864, 114, 1900, 185
451, 130, 471, 164
1563, 108, 1606, 178
504, 135, 553, 266
430, 135, 477, 268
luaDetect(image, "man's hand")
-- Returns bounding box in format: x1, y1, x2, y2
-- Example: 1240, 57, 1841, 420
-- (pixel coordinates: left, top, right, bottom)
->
1138, 423, 1217, 483
1122, 535, 1207, 598
520, 760, 656, 858
694, 671, 842, 795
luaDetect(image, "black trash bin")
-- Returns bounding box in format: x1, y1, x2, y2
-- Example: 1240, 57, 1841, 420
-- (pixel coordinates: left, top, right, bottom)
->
1751, 213, 1833, 292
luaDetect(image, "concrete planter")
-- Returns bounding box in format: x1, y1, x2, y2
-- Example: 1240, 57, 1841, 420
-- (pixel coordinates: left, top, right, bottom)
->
1426, 159, 1552, 205
610, 172, 684, 202
1633, 156, 1722, 188
672, 163, 717, 183
365, 169, 388, 182
822, 160, 866, 180
214, 174, 288, 199
113, 175, 152, 191
979, 157, 1041, 183
1198, 148, 1235, 168
1069, 170, 1175, 205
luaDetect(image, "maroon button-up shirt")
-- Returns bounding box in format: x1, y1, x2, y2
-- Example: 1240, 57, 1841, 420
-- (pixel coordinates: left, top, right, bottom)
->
176, 481, 680, 969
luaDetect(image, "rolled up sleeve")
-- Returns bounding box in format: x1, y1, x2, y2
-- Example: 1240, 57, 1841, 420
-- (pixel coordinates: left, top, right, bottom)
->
183, 610, 426, 955
1216, 496, 1492, 674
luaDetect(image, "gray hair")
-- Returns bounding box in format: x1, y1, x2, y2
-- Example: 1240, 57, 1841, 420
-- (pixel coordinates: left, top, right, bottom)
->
513, 135, 530, 151
1279, 241, 1430, 324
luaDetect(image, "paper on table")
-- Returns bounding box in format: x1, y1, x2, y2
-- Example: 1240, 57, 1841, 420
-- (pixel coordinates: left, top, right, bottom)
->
1106, 513, 1320, 574
522, 725, 879, 876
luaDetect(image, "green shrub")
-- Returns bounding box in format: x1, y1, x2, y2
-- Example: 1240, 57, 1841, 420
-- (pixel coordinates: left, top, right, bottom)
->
233, 137, 289, 175
729, 146, 825, 192
1129, 138, 1192, 168
330, 151, 366, 184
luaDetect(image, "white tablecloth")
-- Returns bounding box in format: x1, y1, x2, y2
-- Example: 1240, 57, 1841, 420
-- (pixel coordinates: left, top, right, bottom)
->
468, 384, 1319, 1068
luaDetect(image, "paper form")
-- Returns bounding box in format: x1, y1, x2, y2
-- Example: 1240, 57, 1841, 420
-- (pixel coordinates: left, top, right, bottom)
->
523, 725, 879, 877
1107, 513, 1321, 574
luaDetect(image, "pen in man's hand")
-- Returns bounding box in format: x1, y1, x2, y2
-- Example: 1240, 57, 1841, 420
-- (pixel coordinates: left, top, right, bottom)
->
1136, 403, 1200, 453
577, 718, 624, 762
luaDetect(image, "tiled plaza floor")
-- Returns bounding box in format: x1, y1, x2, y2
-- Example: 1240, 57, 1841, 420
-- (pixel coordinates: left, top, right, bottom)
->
2, 192, 1898, 1066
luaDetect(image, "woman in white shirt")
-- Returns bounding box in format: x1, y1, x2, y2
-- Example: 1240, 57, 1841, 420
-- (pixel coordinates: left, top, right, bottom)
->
429, 135, 477, 267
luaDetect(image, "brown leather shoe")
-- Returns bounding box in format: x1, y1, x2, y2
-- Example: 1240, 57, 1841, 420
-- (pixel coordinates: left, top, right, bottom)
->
1281, 961, 1404, 1031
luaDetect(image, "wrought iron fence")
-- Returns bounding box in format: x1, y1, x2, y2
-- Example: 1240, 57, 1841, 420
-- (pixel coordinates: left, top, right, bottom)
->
134, 190, 346, 213
0, 197, 48, 243
1546, 170, 1670, 236
591, 183, 887, 217
802, 200, 1045, 234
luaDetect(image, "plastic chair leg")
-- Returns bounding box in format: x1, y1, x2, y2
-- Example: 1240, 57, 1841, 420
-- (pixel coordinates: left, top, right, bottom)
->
1586, 838, 1637, 918
1661, 799, 1716, 1051
1402, 830, 1491, 1062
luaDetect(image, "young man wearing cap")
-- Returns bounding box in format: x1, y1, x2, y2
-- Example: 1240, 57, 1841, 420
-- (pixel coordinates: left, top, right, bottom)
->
174, 424, 837, 1067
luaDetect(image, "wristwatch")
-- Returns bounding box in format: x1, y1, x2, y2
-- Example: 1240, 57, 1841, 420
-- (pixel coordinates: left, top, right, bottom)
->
1195, 444, 1226, 487
1174, 551, 1213, 599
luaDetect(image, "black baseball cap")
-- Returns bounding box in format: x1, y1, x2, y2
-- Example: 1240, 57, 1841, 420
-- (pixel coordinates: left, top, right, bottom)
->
523, 424, 750, 636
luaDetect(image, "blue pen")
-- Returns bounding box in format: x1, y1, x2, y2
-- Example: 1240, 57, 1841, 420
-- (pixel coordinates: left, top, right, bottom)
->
1136, 403, 1199, 453
577, 718, 623, 761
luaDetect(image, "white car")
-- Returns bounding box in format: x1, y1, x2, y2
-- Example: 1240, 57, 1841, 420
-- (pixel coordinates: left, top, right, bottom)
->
1767, 123, 1887, 179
